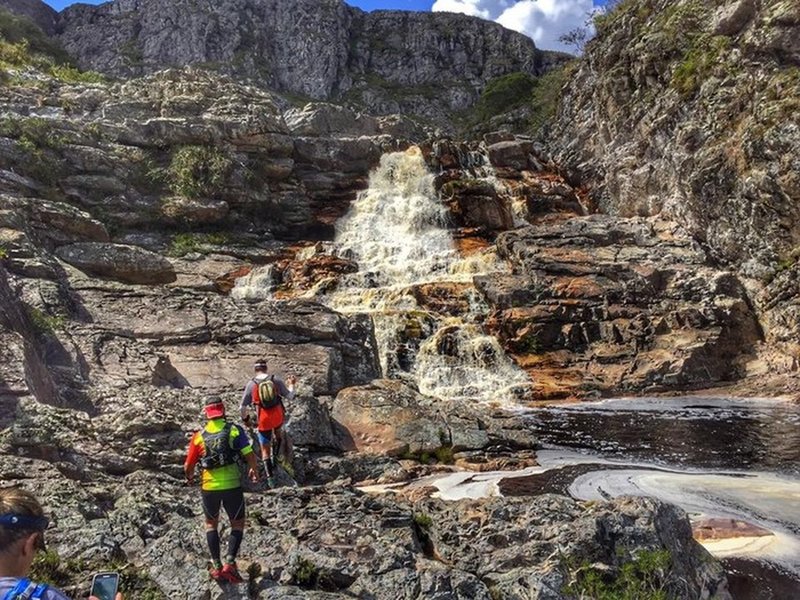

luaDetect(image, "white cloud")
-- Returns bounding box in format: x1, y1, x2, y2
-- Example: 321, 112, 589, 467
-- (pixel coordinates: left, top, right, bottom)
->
430, 0, 495, 19
432, 0, 596, 54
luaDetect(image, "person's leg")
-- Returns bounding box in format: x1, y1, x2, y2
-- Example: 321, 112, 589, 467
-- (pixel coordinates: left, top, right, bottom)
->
258, 430, 274, 479
221, 488, 246, 582
201, 491, 223, 577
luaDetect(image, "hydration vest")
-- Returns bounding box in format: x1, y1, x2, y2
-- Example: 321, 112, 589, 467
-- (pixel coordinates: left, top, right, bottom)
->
2, 579, 49, 600
199, 422, 238, 470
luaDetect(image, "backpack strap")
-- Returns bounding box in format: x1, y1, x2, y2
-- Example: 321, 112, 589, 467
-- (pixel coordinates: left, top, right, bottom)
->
30, 585, 48, 600
2, 580, 34, 600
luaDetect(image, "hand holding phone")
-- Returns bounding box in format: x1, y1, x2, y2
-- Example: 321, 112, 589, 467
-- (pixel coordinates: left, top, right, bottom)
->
90, 572, 119, 600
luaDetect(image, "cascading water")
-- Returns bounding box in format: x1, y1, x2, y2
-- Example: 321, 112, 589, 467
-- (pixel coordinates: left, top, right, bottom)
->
321, 147, 530, 404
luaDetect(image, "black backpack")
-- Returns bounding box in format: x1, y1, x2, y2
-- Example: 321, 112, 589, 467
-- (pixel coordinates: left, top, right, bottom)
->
200, 422, 238, 470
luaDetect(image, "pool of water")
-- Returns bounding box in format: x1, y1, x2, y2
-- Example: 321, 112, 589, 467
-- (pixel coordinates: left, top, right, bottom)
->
524, 396, 800, 475
522, 396, 800, 599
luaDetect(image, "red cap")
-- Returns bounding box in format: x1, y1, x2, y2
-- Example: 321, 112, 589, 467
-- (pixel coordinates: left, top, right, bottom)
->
204, 400, 225, 419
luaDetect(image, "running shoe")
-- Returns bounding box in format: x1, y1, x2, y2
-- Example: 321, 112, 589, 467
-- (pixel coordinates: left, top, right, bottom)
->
221, 562, 244, 584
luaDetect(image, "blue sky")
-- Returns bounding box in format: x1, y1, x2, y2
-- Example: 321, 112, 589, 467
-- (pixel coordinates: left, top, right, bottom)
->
42, 0, 607, 52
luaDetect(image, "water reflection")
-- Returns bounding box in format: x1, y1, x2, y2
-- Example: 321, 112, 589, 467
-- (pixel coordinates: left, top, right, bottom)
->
525, 397, 800, 476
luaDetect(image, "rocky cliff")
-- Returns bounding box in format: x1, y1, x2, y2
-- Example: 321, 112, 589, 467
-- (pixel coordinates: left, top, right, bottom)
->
2, 0, 794, 596
0, 0, 566, 127
548, 0, 800, 361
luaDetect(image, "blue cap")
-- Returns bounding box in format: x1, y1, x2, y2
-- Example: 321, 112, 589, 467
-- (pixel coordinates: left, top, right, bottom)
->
0, 514, 49, 531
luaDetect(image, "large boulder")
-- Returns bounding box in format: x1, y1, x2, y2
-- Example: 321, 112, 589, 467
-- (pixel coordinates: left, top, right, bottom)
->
55, 243, 176, 284
331, 379, 446, 456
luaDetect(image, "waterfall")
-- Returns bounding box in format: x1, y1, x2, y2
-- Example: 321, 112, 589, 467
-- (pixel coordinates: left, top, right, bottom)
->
322, 147, 530, 404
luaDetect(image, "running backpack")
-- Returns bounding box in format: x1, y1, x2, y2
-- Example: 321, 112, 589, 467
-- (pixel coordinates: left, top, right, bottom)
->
200, 422, 238, 470
1, 578, 49, 600
253, 376, 281, 409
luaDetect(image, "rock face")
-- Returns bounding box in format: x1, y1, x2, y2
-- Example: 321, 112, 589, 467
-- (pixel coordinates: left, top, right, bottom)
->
0, 7, 777, 596
548, 0, 800, 292
0, 0, 57, 34
21, 0, 560, 125
483, 216, 762, 399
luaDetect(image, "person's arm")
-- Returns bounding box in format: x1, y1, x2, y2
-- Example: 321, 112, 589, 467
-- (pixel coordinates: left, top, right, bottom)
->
244, 450, 258, 482
233, 425, 259, 482
184, 433, 200, 484
277, 375, 297, 402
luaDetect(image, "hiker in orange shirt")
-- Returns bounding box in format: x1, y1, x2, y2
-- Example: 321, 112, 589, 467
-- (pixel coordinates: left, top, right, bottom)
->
239, 359, 296, 488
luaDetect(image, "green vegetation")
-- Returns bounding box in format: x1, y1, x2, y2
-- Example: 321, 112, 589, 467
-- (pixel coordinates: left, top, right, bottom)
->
0, 9, 105, 84
0, 116, 65, 185
49, 63, 106, 84
0, 9, 71, 66
31, 548, 163, 600
293, 557, 320, 587
29, 550, 73, 588
519, 334, 540, 355
27, 307, 66, 335
760, 66, 800, 128
671, 35, 730, 98
0, 246, 6, 259
401, 444, 455, 465
115, 563, 165, 600
165, 146, 232, 198
562, 549, 674, 600
168, 232, 231, 257
0, 116, 65, 148
529, 65, 571, 132
475, 72, 536, 122
773, 246, 800, 277
413, 513, 433, 529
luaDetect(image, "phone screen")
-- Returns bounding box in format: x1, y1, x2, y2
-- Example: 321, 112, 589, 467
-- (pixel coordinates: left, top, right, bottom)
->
90, 572, 119, 600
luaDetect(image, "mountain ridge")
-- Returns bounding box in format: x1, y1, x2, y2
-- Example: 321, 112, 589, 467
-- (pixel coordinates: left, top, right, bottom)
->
1, 0, 569, 127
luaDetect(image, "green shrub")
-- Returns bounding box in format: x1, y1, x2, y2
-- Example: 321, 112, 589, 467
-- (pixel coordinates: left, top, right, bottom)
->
562, 549, 673, 600
0, 246, 7, 259
476, 72, 537, 121
671, 35, 730, 98
293, 557, 319, 587
0, 9, 70, 65
434, 445, 455, 464
529, 65, 571, 132
27, 307, 65, 334
30, 550, 72, 588
0, 116, 64, 148
49, 64, 105, 84
168, 232, 230, 257
167, 146, 232, 198
413, 513, 433, 529
117, 564, 165, 600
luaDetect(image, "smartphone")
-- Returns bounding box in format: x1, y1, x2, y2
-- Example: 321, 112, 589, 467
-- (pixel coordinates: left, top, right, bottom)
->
90, 572, 119, 600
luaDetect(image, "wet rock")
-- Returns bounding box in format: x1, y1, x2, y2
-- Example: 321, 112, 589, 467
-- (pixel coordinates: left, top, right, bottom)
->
440, 179, 514, 232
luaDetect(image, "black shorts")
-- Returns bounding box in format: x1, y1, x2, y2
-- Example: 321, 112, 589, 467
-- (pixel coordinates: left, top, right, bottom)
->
201, 488, 245, 521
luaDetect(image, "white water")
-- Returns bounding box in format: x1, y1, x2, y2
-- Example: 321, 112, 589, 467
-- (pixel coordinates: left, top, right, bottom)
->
321, 147, 529, 404
360, 397, 800, 580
